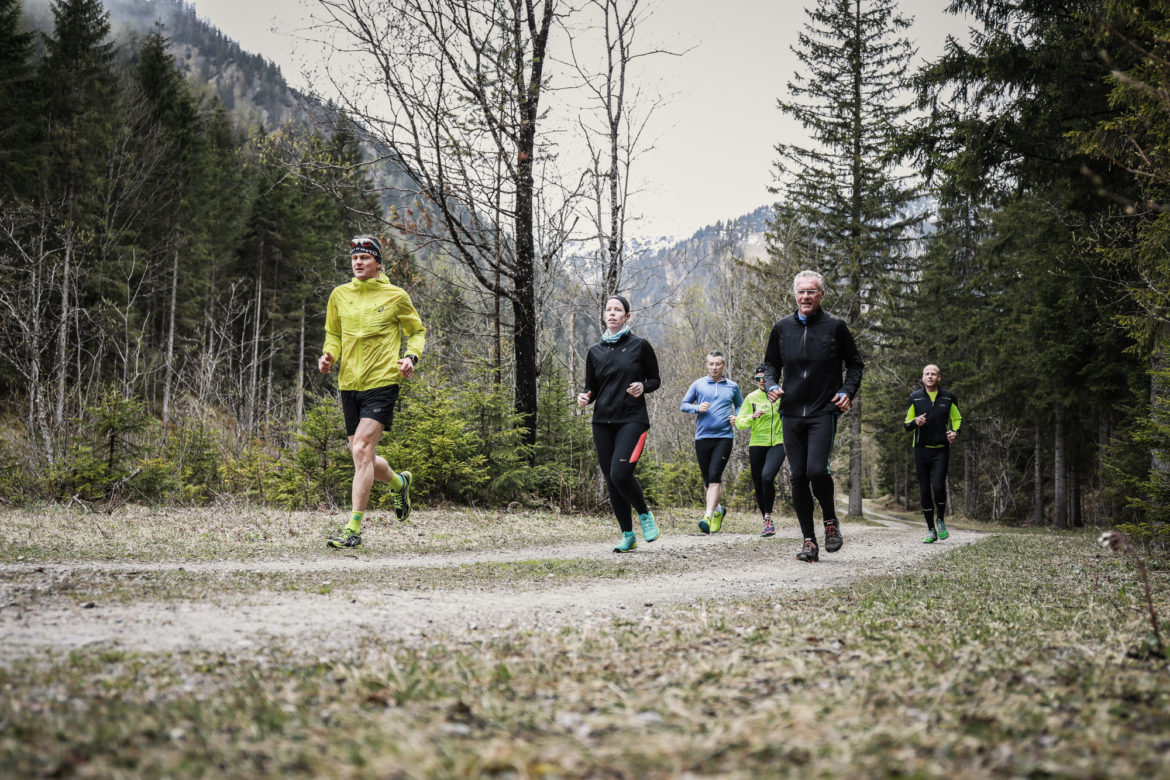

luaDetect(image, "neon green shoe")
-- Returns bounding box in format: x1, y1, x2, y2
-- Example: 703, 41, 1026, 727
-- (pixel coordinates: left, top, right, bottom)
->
936, 518, 949, 540
923, 529, 937, 544
613, 531, 637, 553
327, 528, 362, 549
709, 504, 725, 534
698, 516, 711, 534
638, 512, 659, 542
392, 470, 412, 521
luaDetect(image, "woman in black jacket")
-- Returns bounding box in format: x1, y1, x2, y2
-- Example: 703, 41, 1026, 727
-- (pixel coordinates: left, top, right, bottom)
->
577, 295, 661, 552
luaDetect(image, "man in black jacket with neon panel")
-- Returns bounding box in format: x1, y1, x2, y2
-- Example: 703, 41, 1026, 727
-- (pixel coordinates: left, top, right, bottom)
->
904, 364, 962, 543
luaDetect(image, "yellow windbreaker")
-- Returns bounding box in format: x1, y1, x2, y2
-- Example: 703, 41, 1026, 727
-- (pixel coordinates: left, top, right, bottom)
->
322, 273, 426, 391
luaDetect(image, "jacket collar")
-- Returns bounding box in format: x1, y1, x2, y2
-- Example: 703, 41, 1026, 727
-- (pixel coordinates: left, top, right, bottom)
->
792, 307, 825, 326
350, 272, 391, 288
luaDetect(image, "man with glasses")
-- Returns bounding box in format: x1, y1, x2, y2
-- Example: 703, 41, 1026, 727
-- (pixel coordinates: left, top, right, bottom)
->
734, 364, 786, 537
762, 271, 863, 562
319, 235, 426, 549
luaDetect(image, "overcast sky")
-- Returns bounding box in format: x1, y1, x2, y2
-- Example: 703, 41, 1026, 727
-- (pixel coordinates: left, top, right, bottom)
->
183, 0, 972, 239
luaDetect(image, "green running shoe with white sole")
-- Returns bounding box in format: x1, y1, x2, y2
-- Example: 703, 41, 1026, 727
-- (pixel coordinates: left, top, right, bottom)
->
393, 470, 412, 521
638, 511, 659, 542
709, 504, 725, 534
613, 531, 637, 553
936, 518, 949, 540
923, 529, 937, 544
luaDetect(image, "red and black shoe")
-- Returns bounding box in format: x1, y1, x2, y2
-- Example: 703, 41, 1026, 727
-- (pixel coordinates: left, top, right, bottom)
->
796, 538, 819, 562
823, 518, 843, 553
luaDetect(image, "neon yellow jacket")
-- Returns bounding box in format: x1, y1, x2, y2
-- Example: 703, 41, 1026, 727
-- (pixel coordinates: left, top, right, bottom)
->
323, 273, 426, 391
734, 388, 783, 447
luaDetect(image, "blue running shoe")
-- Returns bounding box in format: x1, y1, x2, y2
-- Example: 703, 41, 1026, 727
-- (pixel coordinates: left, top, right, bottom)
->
614, 531, 637, 553
638, 512, 659, 542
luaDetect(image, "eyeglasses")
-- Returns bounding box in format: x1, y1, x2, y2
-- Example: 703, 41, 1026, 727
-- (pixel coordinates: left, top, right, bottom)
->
795, 289, 822, 297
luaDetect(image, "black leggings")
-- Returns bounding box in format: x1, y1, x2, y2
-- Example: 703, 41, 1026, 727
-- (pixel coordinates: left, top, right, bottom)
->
748, 444, 786, 517
915, 446, 950, 528
782, 414, 838, 539
593, 422, 650, 532
694, 437, 733, 486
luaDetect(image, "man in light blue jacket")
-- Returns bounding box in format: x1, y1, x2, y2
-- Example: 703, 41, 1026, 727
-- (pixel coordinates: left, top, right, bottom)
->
680, 351, 743, 533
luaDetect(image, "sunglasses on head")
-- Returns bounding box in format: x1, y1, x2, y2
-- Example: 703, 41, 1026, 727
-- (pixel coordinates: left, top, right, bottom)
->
350, 238, 378, 249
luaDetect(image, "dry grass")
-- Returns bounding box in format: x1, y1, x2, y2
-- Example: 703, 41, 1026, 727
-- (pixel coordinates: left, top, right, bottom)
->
0, 503, 803, 564
2, 507, 1168, 778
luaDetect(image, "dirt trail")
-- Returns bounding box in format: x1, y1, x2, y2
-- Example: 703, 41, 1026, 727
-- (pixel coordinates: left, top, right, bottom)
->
0, 521, 980, 658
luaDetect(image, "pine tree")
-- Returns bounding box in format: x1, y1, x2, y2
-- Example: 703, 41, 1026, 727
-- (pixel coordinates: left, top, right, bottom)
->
37, 0, 119, 439
0, 0, 37, 197
767, 0, 924, 516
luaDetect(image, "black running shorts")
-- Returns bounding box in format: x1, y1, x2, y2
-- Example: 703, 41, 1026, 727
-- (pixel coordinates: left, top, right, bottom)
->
341, 384, 400, 436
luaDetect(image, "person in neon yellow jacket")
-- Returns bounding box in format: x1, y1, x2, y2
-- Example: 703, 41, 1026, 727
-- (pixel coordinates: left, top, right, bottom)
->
319, 235, 426, 549
734, 364, 786, 537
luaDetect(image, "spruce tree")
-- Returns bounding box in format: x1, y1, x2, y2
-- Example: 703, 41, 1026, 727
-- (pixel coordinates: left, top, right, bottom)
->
767, 0, 923, 516
0, 0, 36, 197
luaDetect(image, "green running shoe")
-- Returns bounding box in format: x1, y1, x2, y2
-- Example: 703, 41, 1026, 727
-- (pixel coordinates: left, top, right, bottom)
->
638, 511, 659, 542
709, 504, 725, 534
923, 529, 937, 544
936, 518, 949, 540
613, 531, 637, 553
327, 528, 362, 549
698, 517, 711, 534
393, 470, 412, 521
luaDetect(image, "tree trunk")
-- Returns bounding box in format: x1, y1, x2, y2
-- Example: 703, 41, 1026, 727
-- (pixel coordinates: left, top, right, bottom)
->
569, 310, 578, 395
963, 441, 976, 516
1098, 408, 1112, 523
849, 399, 863, 516
904, 454, 912, 511
296, 306, 305, 428
1070, 461, 1081, 528
1152, 347, 1169, 483
163, 242, 179, 429
54, 233, 71, 432
1033, 427, 1044, 526
1054, 405, 1067, 529
247, 274, 262, 436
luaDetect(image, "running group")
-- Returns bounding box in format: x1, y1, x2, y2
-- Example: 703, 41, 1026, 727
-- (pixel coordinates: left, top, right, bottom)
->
322, 236, 961, 561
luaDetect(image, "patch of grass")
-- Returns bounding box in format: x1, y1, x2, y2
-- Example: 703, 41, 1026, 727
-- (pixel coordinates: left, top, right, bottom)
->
2, 531, 1168, 777
0, 504, 775, 564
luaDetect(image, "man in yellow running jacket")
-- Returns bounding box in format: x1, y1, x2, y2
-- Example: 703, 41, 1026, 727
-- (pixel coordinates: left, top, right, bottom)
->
319, 235, 426, 549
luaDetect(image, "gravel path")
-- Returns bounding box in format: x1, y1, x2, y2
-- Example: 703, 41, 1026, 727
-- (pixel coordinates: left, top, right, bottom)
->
0, 517, 982, 658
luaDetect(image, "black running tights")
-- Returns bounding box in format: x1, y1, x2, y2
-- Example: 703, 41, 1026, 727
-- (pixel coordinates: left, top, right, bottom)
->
914, 446, 950, 528
593, 422, 650, 532
748, 444, 786, 517
782, 414, 838, 540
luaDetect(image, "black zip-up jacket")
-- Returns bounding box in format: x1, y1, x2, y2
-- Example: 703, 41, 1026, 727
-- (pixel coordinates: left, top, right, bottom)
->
904, 387, 959, 447
762, 308, 864, 418
582, 331, 661, 425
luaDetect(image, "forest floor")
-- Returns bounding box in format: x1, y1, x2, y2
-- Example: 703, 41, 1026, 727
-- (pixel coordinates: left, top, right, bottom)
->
1, 501, 1168, 778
